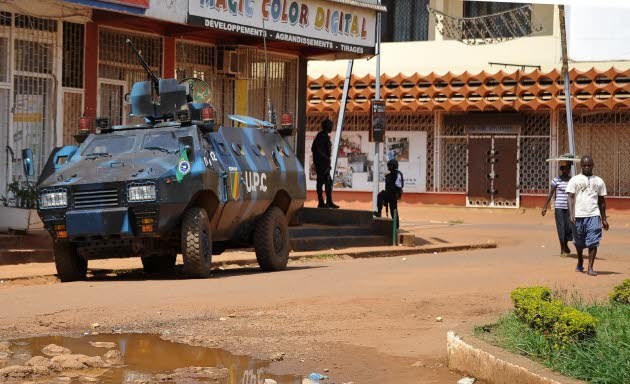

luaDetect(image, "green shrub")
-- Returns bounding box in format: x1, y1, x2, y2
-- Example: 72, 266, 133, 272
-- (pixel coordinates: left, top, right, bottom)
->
511, 286, 553, 326
609, 279, 630, 305
510, 286, 597, 343
553, 306, 597, 342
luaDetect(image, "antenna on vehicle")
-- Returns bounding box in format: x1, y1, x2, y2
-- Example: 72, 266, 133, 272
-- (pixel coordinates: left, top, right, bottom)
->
126, 38, 161, 96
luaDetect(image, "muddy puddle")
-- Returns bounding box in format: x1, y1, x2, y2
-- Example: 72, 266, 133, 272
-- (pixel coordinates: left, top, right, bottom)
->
1, 333, 301, 383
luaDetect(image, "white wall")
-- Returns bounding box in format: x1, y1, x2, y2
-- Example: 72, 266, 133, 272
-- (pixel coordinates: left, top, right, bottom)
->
309, 35, 563, 77
308, 2, 629, 78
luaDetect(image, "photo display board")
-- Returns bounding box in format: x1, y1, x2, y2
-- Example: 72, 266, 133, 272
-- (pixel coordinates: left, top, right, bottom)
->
306, 130, 427, 192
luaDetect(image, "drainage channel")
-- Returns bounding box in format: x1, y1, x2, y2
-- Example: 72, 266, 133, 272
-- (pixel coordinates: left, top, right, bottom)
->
0, 333, 301, 383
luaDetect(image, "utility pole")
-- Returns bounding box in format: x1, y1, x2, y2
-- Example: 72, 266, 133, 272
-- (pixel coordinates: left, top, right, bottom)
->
559, 5, 576, 168
372, 0, 382, 213
331, 61, 354, 183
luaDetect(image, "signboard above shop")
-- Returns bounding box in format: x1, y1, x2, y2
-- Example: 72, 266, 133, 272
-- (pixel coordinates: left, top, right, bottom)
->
188, 0, 378, 55
63, 0, 148, 14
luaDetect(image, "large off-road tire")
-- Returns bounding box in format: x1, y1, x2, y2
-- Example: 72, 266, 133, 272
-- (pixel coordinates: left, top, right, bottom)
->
141, 253, 176, 274
181, 207, 212, 278
254, 206, 289, 271
54, 242, 87, 282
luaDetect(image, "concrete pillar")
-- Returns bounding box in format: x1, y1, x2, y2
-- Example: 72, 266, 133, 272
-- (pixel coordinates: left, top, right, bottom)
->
163, 36, 176, 78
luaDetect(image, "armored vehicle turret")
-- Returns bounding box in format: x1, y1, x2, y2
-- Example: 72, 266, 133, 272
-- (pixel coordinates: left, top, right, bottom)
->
32, 40, 306, 281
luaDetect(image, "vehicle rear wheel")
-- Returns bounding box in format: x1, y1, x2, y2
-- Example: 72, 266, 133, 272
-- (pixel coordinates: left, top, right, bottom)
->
141, 253, 176, 274
181, 207, 212, 278
54, 242, 87, 282
254, 206, 289, 271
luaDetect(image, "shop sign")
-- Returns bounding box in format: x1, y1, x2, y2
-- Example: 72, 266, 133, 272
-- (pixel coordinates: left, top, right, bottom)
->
188, 0, 377, 54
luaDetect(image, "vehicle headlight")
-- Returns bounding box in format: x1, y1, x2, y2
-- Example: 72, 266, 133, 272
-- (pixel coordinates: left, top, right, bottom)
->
128, 184, 156, 202
39, 190, 67, 209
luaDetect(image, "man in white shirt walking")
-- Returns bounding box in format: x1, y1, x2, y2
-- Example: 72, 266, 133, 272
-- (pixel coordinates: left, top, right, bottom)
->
566, 155, 609, 276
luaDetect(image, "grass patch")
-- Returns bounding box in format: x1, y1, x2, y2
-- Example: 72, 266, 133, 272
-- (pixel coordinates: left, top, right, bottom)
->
448, 219, 465, 225
475, 303, 630, 384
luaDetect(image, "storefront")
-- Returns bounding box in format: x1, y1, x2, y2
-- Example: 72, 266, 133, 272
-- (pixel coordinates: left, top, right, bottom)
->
0, 0, 381, 201
306, 68, 630, 208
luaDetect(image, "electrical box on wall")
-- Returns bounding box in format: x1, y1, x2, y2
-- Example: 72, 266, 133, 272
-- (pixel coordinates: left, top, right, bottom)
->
370, 100, 386, 143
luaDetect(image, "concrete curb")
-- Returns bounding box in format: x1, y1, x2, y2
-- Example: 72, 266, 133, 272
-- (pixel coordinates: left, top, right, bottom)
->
447, 331, 581, 384
217, 242, 498, 267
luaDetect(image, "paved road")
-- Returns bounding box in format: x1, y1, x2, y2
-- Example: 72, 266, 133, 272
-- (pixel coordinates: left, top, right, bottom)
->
0, 206, 628, 383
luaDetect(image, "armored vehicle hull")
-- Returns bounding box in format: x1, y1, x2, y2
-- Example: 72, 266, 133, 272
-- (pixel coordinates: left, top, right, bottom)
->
37, 123, 306, 281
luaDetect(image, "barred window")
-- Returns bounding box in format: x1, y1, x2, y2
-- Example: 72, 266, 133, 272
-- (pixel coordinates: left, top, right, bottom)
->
463, 1, 526, 17
14, 14, 57, 32
0, 12, 10, 26
381, 0, 429, 42
463, 1, 532, 39
62, 22, 84, 88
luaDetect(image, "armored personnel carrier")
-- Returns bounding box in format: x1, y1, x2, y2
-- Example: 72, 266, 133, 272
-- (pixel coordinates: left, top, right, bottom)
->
30, 40, 306, 281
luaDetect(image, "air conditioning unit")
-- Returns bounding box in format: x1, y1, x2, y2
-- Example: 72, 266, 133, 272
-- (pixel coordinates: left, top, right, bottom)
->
218, 49, 239, 74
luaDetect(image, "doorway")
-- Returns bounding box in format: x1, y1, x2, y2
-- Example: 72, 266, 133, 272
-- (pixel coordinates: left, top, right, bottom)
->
467, 135, 519, 208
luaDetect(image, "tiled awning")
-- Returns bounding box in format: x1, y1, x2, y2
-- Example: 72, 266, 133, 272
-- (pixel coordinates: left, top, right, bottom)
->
307, 67, 630, 113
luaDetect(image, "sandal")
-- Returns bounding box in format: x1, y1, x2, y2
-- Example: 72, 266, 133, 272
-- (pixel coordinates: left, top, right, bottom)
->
587, 270, 598, 276
575, 266, 584, 272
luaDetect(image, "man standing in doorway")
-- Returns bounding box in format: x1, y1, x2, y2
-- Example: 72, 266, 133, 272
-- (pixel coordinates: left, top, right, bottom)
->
566, 155, 609, 276
311, 118, 339, 209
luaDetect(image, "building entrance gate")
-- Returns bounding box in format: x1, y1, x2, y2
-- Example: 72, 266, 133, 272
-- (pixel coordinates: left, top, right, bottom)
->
467, 134, 519, 208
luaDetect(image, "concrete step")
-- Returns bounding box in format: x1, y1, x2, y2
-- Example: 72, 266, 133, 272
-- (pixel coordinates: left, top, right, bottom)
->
295, 208, 375, 226
0, 249, 54, 265
0, 233, 52, 249
290, 235, 391, 252
289, 224, 377, 238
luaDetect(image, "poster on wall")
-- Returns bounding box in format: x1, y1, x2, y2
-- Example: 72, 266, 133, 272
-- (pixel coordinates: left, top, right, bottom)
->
305, 131, 427, 193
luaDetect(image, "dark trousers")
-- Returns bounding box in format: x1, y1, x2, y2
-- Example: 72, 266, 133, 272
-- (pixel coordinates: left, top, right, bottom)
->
316, 171, 333, 204
377, 190, 398, 226
554, 208, 573, 244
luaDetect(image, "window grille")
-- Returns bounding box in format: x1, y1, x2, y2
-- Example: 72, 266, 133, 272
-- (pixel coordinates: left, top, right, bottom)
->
63, 91, 83, 145
0, 88, 9, 196
15, 40, 54, 74
62, 22, 84, 88
247, 52, 298, 123
10, 14, 58, 179
560, 110, 630, 197
14, 15, 57, 32
0, 12, 10, 27
98, 28, 162, 125
176, 41, 215, 83
462, 1, 533, 39
381, 0, 429, 42
0, 37, 7, 83
519, 112, 550, 194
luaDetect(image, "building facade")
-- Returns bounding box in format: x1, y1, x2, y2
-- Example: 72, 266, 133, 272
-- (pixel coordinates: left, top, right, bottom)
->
0, 0, 380, 201
307, 1, 630, 209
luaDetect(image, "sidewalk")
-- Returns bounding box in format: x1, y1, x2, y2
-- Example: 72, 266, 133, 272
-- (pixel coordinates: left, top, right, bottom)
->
0, 240, 497, 281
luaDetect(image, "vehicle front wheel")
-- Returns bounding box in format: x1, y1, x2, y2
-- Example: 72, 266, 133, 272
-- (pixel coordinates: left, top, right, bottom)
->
181, 207, 212, 278
254, 206, 289, 271
54, 242, 87, 282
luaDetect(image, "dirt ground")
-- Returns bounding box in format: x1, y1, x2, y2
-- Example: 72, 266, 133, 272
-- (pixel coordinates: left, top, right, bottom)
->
0, 203, 629, 383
